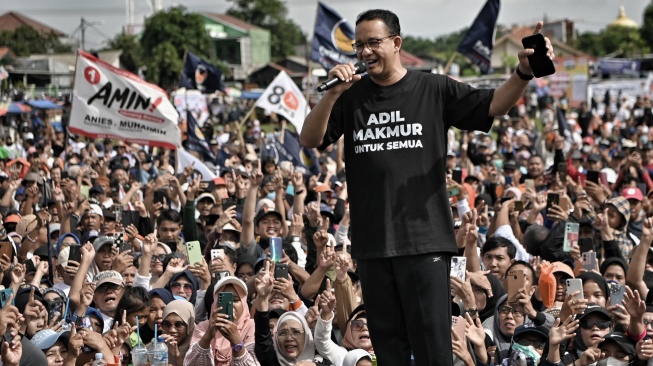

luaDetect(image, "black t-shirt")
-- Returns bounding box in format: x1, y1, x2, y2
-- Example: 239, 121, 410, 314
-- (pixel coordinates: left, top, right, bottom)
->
319, 71, 494, 259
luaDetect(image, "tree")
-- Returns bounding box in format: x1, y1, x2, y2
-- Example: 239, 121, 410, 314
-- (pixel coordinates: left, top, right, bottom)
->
140, 6, 211, 89
108, 32, 142, 74
226, 0, 306, 59
0, 26, 71, 56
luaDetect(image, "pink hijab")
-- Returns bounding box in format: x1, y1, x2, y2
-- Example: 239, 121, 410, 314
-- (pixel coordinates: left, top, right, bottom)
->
190, 277, 254, 366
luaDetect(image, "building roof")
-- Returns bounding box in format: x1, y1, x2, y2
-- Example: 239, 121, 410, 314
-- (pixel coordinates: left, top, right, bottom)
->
204, 13, 265, 32
497, 25, 587, 57
610, 6, 638, 28
400, 50, 428, 67
0, 11, 66, 36
0, 47, 21, 67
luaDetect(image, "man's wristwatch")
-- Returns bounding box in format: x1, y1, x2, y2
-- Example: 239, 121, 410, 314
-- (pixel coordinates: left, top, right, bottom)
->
231, 340, 244, 352
515, 66, 534, 80
465, 307, 478, 317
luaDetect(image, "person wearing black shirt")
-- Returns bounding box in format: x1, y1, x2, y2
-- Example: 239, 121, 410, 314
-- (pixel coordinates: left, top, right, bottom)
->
300, 9, 554, 366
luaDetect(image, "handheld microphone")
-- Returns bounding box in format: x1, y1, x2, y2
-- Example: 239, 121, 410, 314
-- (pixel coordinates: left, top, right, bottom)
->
316, 60, 368, 92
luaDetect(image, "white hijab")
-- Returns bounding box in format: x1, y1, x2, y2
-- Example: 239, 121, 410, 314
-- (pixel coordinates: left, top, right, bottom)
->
273, 311, 322, 366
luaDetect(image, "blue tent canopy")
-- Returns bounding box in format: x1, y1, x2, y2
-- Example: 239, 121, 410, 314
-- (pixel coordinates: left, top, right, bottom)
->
27, 100, 62, 110
240, 91, 263, 100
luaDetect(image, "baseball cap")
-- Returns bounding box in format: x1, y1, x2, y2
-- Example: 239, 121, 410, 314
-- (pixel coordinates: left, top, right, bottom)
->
223, 222, 241, 234
16, 214, 38, 237
80, 230, 100, 245
89, 186, 104, 196
92, 236, 114, 252
5, 213, 21, 224
213, 276, 248, 297
197, 192, 216, 204
578, 303, 611, 321
24, 172, 40, 182
622, 139, 637, 148
622, 187, 643, 201
255, 209, 283, 226
551, 262, 574, 279
83, 204, 104, 218
582, 136, 595, 145
30, 329, 70, 350
94, 270, 124, 287
570, 151, 583, 161
213, 177, 226, 186
512, 323, 549, 341
598, 332, 636, 357
587, 154, 602, 163
314, 183, 333, 194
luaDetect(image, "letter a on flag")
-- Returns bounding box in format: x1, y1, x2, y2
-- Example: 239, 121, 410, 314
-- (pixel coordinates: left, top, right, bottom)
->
254, 71, 310, 133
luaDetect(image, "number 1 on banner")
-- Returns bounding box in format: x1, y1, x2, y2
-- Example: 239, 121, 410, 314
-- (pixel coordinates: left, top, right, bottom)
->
84, 66, 100, 84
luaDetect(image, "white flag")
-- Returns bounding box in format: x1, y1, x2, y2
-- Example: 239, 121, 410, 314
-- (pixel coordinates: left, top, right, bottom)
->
255, 71, 309, 133
0, 66, 7, 81
69, 50, 181, 149
177, 148, 216, 180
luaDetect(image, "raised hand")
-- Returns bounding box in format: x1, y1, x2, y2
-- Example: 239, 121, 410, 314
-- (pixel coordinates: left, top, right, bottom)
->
312, 229, 329, 250
318, 279, 336, 320
165, 257, 188, 275
623, 286, 646, 319
255, 260, 274, 299
1, 330, 22, 366
549, 315, 579, 346
334, 243, 351, 281
464, 313, 486, 347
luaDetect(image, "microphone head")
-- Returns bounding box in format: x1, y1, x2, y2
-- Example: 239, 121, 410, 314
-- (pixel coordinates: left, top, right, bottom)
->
354, 60, 368, 74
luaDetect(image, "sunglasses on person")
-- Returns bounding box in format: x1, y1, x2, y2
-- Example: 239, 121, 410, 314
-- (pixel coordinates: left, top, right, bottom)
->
151, 254, 166, 263
580, 319, 611, 330
498, 305, 524, 318
350, 319, 368, 332
170, 281, 193, 292
515, 337, 546, 350
161, 320, 187, 331
96, 283, 122, 293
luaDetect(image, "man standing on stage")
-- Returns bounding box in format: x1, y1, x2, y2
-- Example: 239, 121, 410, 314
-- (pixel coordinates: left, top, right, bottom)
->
300, 9, 554, 366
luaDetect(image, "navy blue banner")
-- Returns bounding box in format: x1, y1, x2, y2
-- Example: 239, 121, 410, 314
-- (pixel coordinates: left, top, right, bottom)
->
186, 110, 214, 159
179, 51, 225, 93
456, 0, 500, 74
557, 107, 570, 138
311, 2, 357, 71
262, 130, 320, 175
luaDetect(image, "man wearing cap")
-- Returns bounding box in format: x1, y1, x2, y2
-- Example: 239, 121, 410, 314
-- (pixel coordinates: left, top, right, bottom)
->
73, 203, 104, 241
623, 187, 645, 245
92, 270, 125, 333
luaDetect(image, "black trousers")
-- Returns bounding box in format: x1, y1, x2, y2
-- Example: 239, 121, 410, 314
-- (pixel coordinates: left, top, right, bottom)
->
358, 252, 453, 366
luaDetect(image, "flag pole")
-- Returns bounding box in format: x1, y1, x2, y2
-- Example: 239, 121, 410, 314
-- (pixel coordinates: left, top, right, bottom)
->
444, 51, 458, 75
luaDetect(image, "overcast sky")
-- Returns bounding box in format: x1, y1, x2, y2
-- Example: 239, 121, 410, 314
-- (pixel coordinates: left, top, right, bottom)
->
0, 0, 650, 50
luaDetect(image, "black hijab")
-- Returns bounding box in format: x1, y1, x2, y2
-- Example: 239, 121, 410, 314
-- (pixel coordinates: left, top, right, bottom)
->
479, 274, 507, 322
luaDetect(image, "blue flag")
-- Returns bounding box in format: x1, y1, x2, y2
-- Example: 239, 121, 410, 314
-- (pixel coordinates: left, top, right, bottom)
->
557, 107, 571, 139
185, 110, 214, 159
456, 0, 500, 74
311, 2, 357, 71
262, 130, 320, 175
179, 51, 225, 93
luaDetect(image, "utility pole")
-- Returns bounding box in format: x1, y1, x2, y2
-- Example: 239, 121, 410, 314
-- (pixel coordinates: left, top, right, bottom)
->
80, 18, 86, 50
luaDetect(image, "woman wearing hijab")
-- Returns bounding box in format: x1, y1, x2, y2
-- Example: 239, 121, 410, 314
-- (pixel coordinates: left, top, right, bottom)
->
482, 295, 526, 364
315, 302, 372, 366
274, 312, 328, 365
140, 288, 174, 344
342, 349, 373, 366
478, 273, 507, 322
161, 300, 195, 365
185, 277, 257, 366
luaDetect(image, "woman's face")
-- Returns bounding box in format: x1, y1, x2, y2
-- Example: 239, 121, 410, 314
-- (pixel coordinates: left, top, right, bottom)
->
498, 304, 525, 337
59, 236, 78, 252
277, 319, 306, 359
27, 306, 47, 337
580, 314, 611, 347
603, 264, 626, 285
644, 312, 653, 338
127, 306, 150, 328
151, 247, 167, 276
349, 316, 372, 350
583, 281, 606, 307
148, 296, 166, 329
162, 313, 188, 345
45, 340, 67, 366
221, 284, 244, 320
554, 273, 569, 302
170, 276, 193, 301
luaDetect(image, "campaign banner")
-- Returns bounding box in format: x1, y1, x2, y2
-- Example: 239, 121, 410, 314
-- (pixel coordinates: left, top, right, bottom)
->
599, 58, 640, 76
69, 50, 181, 149
255, 71, 309, 133
179, 51, 225, 93
177, 148, 216, 180
456, 0, 500, 74
173, 89, 209, 127
261, 129, 320, 175
311, 2, 357, 71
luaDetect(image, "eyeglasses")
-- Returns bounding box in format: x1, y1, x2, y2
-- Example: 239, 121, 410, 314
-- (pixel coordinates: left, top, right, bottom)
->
352, 35, 395, 53
580, 319, 611, 330
643, 319, 653, 326
170, 281, 193, 292
350, 319, 368, 332
498, 306, 524, 318
151, 254, 166, 263
516, 337, 546, 350
96, 283, 122, 293
277, 329, 305, 340
161, 320, 187, 331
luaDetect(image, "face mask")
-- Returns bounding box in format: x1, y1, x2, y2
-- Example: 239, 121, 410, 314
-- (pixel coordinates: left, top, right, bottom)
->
266, 192, 276, 200
582, 145, 592, 153
520, 166, 528, 175
510, 343, 541, 366
597, 358, 629, 366
494, 160, 503, 170
478, 226, 489, 235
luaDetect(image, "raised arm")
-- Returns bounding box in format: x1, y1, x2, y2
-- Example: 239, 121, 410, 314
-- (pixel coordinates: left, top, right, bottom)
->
240, 169, 263, 249
627, 218, 653, 299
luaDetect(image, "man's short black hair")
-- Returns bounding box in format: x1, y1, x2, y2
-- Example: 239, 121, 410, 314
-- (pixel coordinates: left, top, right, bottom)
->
481, 236, 516, 259
156, 209, 182, 226
507, 260, 538, 284
522, 225, 550, 256
356, 9, 401, 37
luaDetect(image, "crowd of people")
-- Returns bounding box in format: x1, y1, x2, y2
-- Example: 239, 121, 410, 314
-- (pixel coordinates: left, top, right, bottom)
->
2, 39, 653, 366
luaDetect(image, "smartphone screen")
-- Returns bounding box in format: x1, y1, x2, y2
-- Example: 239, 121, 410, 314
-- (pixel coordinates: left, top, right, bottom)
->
546, 193, 559, 211
558, 162, 568, 182
586, 170, 600, 184
270, 237, 283, 263
452, 169, 463, 184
